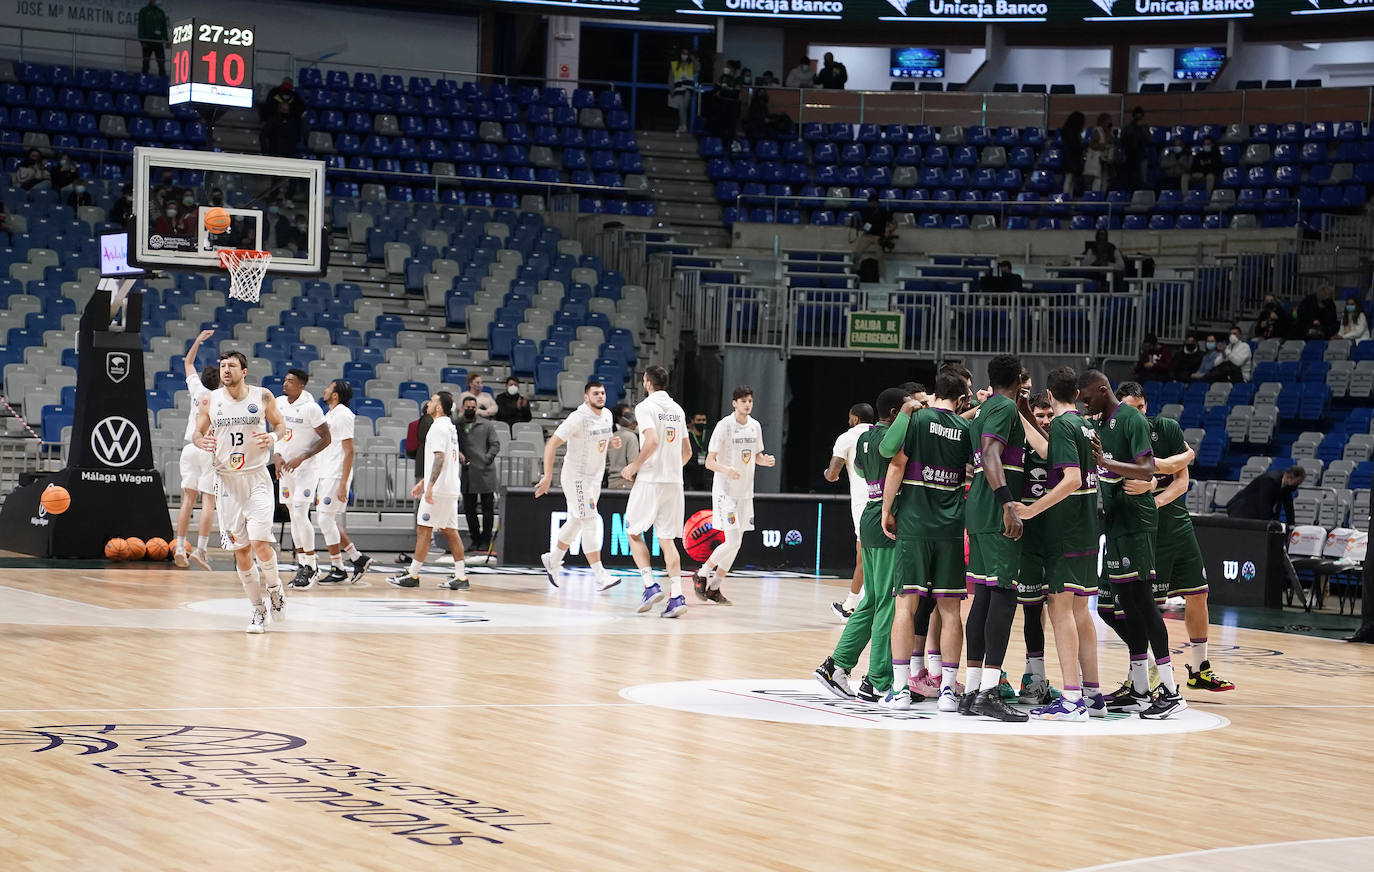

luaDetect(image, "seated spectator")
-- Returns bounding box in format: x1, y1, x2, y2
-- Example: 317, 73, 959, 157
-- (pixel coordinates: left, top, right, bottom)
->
784, 57, 814, 89
978, 260, 1023, 294
1084, 228, 1117, 266
1295, 282, 1339, 339
66, 181, 93, 217
1206, 326, 1252, 383
1158, 137, 1191, 193
458, 372, 498, 418
110, 184, 135, 226
1338, 299, 1370, 341
1255, 294, 1293, 340
1191, 334, 1222, 380
495, 376, 533, 424
12, 149, 51, 191
52, 154, 79, 190
1133, 333, 1173, 381
1170, 332, 1204, 380
757, 70, 779, 86
1188, 138, 1222, 195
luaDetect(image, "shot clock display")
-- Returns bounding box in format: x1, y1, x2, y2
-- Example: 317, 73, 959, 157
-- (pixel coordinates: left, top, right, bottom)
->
167, 19, 256, 109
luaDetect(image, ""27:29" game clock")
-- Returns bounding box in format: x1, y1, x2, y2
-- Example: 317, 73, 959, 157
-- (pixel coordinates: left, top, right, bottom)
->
168, 19, 256, 109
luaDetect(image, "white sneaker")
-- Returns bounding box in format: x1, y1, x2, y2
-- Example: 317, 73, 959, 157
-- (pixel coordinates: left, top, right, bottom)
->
540, 551, 561, 588
246, 604, 267, 634
596, 573, 621, 592
937, 686, 960, 712
189, 548, 211, 571
880, 688, 912, 710
173, 547, 188, 568
267, 585, 286, 622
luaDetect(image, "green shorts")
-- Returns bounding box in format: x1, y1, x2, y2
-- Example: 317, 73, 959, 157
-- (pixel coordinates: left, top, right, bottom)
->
1154, 529, 1208, 602
892, 537, 967, 599
1047, 552, 1099, 597
1016, 519, 1048, 604
967, 531, 1022, 592
1102, 530, 1157, 586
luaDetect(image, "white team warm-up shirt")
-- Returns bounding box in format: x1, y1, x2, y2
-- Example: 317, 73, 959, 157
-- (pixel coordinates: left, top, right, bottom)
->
423, 415, 462, 496
318, 404, 356, 479
207, 384, 270, 475
709, 414, 763, 502
184, 374, 211, 444
633, 390, 688, 484
831, 423, 872, 522
274, 390, 325, 471
555, 403, 614, 481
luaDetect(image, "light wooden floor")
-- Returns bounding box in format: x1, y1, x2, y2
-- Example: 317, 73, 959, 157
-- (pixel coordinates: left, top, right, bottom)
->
1, 560, 1372, 872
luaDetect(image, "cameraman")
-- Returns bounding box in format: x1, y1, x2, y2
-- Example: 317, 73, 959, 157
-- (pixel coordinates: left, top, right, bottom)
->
852, 192, 894, 282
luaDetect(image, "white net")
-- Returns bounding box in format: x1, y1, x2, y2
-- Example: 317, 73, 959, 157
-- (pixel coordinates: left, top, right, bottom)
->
219, 249, 271, 303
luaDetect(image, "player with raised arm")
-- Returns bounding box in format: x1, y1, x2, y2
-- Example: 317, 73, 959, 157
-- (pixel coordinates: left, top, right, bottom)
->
691, 385, 776, 605
536, 380, 621, 592
1117, 381, 1234, 693
173, 329, 219, 570
1078, 370, 1186, 719
194, 351, 289, 633
388, 391, 468, 590
621, 365, 692, 618
314, 379, 374, 585
825, 403, 875, 621
274, 368, 331, 589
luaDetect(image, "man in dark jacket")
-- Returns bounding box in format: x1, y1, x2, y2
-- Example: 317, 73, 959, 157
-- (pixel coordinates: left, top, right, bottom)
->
494, 376, 532, 425
458, 395, 500, 550
138, 0, 168, 76
1170, 333, 1205, 381
1226, 466, 1304, 525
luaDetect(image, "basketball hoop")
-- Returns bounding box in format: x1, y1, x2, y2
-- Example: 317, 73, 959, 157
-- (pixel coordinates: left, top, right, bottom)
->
218, 249, 271, 303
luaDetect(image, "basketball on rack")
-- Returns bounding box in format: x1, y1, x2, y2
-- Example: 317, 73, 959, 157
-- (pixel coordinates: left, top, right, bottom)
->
683, 508, 723, 562
124, 537, 147, 560
145, 537, 169, 561
104, 538, 128, 561
203, 206, 232, 234
40, 485, 70, 515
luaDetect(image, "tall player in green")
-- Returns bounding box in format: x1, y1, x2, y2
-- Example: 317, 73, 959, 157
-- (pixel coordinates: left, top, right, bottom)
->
814, 387, 906, 702
1078, 370, 1187, 719
880, 368, 974, 711
1117, 382, 1235, 693
962, 354, 1030, 722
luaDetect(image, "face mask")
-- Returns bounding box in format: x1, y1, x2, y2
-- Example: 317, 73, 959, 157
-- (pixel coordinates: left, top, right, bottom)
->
506, 385, 518, 395
463, 409, 476, 421
182, 197, 194, 206
681, 55, 689, 62
268, 205, 279, 215
1172, 147, 1182, 154
166, 209, 177, 218
1203, 145, 1213, 152
75, 185, 84, 193
1230, 335, 1241, 344
1206, 341, 1216, 351
1348, 305, 1358, 313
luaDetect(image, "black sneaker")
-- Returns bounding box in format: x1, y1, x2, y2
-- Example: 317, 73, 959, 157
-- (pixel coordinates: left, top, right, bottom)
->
814, 657, 856, 700
704, 587, 732, 605
1139, 688, 1188, 720
387, 573, 420, 588
288, 565, 315, 589
972, 690, 1029, 722
348, 553, 374, 582
830, 602, 854, 622
1346, 623, 1374, 644
856, 677, 881, 703
316, 567, 349, 585
437, 578, 470, 591
958, 690, 979, 716
1105, 687, 1153, 714
691, 569, 710, 601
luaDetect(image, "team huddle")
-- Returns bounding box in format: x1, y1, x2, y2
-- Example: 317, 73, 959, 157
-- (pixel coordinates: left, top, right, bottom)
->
816, 356, 1234, 722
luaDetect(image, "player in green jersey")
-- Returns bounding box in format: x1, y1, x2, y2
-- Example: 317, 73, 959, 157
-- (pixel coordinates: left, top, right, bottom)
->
815, 388, 906, 702
1078, 370, 1187, 720
880, 368, 975, 711
1015, 390, 1058, 706
962, 354, 1030, 722
1117, 382, 1235, 693
1015, 367, 1104, 721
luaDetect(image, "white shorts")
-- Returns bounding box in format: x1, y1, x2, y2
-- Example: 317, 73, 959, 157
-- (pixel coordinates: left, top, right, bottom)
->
625, 480, 685, 539
562, 474, 602, 520
418, 492, 460, 531
850, 499, 863, 539
316, 476, 351, 514
713, 492, 755, 534
216, 468, 276, 549
279, 464, 320, 507
179, 443, 216, 494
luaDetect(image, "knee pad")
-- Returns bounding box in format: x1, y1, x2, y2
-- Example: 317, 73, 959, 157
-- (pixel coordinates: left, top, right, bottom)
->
580, 513, 604, 553
317, 511, 340, 545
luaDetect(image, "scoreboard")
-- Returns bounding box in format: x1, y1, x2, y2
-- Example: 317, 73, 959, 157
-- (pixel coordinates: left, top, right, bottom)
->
168, 19, 256, 109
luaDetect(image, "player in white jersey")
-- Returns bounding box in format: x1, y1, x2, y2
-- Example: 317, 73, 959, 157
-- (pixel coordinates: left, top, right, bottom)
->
173, 329, 219, 570
824, 403, 876, 620
193, 351, 289, 634
622, 365, 692, 618
388, 391, 470, 590
535, 379, 621, 591
313, 379, 374, 585
274, 368, 332, 589
691, 385, 775, 605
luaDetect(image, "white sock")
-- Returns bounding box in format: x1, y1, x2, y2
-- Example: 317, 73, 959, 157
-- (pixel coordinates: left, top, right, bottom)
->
330, 553, 344, 568
301, 552, 316, 569
927, 651, 942, 676
453, 560, 466, 579
909, 652, 922, 676
1157, 659, 1178, 693
669, 576, 682, 597
237, 566, 263, 605
980, 667, 1002, 693
408, 559, 423, 577
842, 591, 861, 611
344, 544, 362, 561
197, 535, 209, 552
257, 553, 281, 590
1189, 640, 1208, 671
965, 667, 982, 694
589, 559, 606, 576
641, 569, 655, 589
893, 661, 911, 690
1129, 659, 1150, 693
552, 544, 568, 563
1062, 688, 1083, 702
941, 665, 958, 691
1027, 655, 1046, 680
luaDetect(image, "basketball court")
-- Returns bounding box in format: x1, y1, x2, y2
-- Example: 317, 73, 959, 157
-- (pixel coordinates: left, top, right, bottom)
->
1, 559, 1371, 870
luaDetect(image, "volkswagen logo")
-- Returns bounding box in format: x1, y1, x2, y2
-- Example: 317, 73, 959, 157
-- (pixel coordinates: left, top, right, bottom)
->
90, 416, 142, 467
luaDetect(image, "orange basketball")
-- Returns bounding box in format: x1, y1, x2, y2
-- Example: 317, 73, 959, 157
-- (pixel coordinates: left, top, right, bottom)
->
204, 206, 232, 234
105, 538, 128, 561
169, 537, 187, 556
125, 537, 147, 560
40, 484, 70, 515
146, 537, 169, 561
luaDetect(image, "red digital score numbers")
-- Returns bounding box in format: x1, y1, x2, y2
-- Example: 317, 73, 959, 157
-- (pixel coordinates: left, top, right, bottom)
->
168, 19, 256, 109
